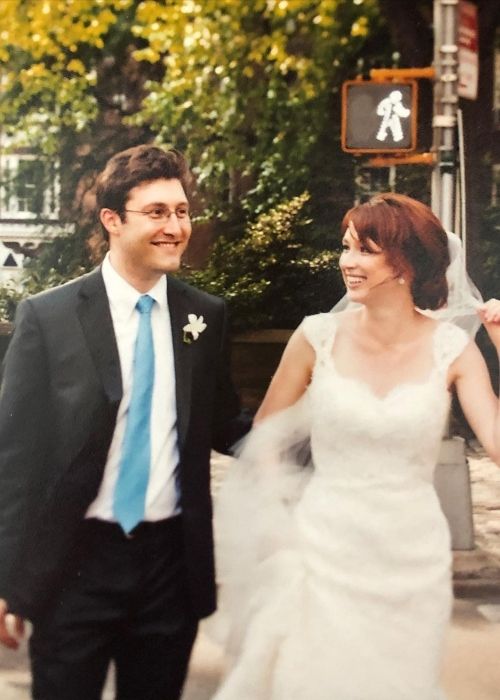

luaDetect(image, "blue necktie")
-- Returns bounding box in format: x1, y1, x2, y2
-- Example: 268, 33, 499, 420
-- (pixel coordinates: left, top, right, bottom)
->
113, 294, 155, 533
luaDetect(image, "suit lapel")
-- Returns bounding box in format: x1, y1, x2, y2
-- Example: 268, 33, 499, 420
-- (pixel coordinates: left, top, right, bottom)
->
76, 268, 122, 404
77, 270, 193, 446
167, 276, 193, 451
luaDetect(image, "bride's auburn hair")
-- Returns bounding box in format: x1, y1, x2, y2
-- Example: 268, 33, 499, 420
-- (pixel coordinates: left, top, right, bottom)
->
341, 193, 450, 310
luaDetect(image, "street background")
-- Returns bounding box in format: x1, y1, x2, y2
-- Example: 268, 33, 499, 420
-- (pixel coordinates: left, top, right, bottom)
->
0, 444, 499, 700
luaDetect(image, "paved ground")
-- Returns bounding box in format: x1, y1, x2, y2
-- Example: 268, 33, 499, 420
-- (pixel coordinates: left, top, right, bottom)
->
187, 598, 500, 700
1, 597, 499, 700
440, 598, 500, 700
452, 442, 500, 598
1, 444, 499, 699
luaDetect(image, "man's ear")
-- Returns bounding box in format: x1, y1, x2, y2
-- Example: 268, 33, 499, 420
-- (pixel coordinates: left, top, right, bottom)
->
100, 209, 122, 239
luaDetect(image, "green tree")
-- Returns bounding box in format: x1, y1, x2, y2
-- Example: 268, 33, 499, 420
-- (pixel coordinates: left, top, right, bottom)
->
0, 0, 392, 324
0, 0, 389, 230
131, 0, 385, 220
0, 0, 159, 230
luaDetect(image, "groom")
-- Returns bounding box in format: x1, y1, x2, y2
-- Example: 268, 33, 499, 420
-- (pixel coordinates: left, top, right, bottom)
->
0, 144, 248, 699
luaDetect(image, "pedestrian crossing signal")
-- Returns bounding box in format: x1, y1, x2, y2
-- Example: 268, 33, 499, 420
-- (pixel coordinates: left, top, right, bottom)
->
341, 80, 417, 154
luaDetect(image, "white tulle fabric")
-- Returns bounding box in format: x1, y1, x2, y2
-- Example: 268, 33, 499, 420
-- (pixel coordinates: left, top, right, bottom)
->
211, 314, 469, 700
423, 232, 483, 335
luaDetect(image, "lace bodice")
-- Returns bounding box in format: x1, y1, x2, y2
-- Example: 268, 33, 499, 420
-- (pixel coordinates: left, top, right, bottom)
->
301, 313, 469, 486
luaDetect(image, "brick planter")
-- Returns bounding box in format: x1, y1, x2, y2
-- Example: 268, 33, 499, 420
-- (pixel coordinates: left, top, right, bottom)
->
230, 329, 292, 412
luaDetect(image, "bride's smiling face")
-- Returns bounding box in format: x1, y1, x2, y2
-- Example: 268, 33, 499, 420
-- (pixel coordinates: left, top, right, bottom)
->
339, 222, 401, 302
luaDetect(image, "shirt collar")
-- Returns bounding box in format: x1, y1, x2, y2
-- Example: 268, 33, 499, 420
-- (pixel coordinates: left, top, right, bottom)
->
102, 253, 167, 321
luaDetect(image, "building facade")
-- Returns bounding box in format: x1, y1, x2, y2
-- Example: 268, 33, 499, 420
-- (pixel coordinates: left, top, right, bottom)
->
0, 137, 71, 285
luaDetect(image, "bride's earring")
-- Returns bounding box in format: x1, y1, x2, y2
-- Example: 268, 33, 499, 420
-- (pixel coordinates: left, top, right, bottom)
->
398, 277, 405, 285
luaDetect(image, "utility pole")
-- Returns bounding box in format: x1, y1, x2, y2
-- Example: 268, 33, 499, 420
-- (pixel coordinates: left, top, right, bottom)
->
431, 0, 475, 551
432, 0, 460, 233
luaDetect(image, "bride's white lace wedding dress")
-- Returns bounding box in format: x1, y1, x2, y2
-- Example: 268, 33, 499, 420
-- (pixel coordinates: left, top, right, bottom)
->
212, 313, 469, 700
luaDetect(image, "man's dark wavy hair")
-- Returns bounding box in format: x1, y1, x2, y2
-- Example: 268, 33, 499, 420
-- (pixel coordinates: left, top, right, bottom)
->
96, 145, 193, 241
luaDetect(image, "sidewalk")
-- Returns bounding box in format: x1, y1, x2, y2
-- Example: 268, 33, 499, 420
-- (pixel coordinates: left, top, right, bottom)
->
0, 446, 499, 699
453, 442, 500, 597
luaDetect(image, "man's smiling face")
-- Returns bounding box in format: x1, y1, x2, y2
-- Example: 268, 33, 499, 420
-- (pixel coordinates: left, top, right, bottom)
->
104, 178, 192, 290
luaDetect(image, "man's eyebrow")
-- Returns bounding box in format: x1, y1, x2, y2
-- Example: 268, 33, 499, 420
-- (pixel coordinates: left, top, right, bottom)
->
143, 200, 190, 208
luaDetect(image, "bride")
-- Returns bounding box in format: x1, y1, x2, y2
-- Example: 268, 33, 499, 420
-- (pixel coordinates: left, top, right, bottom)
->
211, 193, 500, 700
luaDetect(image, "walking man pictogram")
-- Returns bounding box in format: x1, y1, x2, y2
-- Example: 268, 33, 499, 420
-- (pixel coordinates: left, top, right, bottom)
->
376, 89, 410, 143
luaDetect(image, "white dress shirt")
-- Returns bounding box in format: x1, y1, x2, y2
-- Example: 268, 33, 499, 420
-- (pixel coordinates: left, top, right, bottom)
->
86, 253, 180, 522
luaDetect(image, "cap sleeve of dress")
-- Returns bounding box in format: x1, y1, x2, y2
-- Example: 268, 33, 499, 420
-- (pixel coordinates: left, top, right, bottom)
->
433, 322, 470, 374
299, 313, 338, 363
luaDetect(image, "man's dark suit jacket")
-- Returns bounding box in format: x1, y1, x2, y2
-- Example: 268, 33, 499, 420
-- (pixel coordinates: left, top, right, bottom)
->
0, 268, 247, 621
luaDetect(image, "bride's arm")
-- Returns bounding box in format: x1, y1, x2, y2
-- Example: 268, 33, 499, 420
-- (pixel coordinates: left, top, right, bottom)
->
254, 328, 315, 423
450, 299, 500, 466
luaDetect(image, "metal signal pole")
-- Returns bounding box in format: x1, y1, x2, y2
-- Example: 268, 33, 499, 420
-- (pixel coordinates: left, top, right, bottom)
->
431, 1, 476, 551
432, 0, 460, 233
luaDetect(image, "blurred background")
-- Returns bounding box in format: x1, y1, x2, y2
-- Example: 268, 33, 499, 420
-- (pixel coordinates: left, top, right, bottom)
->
0, 0, 497, 334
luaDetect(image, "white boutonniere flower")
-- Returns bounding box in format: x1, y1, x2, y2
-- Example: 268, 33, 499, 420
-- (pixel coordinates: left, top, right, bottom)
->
183, 314, 207, 343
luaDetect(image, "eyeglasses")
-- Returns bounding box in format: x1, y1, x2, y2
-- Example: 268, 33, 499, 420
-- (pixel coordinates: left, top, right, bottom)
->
124, 206, 190, 222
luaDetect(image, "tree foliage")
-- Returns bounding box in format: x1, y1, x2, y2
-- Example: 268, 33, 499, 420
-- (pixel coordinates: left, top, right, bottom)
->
0, 0, 133, 152
0, 0, 390, 325
0, 0, 389, 216
130, 0, 385, 217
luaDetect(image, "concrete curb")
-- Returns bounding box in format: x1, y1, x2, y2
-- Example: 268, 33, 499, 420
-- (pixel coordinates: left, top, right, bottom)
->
452, 444, 500, 598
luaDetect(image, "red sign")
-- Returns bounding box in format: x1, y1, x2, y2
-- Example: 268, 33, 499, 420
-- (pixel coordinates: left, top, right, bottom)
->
458, 1, 479, 100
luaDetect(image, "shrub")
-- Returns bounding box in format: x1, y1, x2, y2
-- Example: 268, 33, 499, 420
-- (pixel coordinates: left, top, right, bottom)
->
181, 192, 344, 332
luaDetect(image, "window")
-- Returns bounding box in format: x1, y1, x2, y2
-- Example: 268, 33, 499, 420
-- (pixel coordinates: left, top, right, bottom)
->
0, 154, 57, 217
14, 159, 45, 214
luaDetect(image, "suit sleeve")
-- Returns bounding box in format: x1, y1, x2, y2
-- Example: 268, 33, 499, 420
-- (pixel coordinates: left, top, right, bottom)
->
0, 299, 49, 600
211, 301, 252, 454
